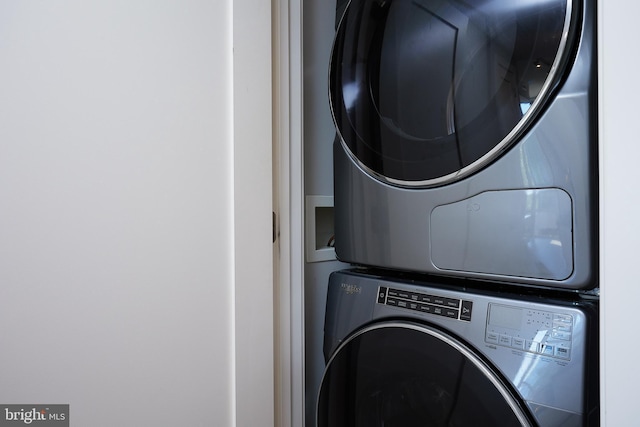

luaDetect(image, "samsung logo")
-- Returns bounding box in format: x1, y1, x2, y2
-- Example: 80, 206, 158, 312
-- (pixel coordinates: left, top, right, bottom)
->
341, 283, 362, 294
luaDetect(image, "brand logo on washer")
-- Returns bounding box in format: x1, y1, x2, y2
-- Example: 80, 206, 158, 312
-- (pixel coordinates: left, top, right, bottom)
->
341, 283, 362, 294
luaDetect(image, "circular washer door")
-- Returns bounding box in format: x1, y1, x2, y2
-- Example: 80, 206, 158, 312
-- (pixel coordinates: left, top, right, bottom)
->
317, 322, 533, 427
330, 0, 576, 186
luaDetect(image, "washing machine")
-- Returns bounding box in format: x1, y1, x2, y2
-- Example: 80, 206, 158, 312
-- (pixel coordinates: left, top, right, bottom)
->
329, 0, 598, 289
317, 269, 599, 426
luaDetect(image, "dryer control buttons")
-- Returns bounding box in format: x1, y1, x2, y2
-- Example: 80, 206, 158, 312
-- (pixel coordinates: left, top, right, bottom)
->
486, 304, 573, 360
377, 286, 472, 322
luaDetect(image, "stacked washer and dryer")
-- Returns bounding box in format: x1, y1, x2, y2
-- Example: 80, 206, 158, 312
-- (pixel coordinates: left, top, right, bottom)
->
317, 0, 599, 426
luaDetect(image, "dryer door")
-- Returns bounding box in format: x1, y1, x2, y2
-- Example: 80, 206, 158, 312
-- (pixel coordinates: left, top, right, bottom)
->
317, 322, 533, 427
330, 0, 576, 186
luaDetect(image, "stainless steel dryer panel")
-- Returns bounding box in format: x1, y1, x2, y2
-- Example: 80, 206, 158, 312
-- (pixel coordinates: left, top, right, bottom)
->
331, 0, 598, 289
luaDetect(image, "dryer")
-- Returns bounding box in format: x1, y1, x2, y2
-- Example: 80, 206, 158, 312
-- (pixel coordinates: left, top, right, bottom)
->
318, 269, 599, 426
330, 0, 598, 289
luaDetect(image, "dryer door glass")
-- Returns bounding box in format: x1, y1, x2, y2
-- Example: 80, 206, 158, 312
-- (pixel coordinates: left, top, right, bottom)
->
317, 323, 532, 427
330, 0, 574, 186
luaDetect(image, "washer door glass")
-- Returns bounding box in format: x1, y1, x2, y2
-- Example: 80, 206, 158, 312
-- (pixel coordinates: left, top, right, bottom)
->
330, 0, 574, 186
317, 323, 532, 427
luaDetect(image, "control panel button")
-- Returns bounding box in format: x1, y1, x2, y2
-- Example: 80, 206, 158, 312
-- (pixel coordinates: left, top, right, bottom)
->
540, 344, 555, 356
486, 332, 499, 344
443, 309, 459, 319
419, 304, 432, 314
377, 287, 387, 304
419, 294, 434, 304
499, 335, 512, 346
554, 324, 572, 333
555, 345, 571, 360
551, 330, 572, 341
460, 301, 473, 321
554, 314, 573, 324
511, 337, 525, 350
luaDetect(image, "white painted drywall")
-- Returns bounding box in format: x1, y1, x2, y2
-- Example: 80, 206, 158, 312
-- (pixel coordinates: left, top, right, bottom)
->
0, 1, 273, 426
599, 1, 640, 425
233, 0, 274, 425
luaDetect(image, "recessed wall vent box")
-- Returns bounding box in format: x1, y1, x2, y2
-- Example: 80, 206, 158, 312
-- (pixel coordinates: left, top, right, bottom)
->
305, 196, 336, 262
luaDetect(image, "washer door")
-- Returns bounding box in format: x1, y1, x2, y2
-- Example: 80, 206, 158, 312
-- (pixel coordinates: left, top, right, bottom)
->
317, 322, 533, 427
330, 0, 576, 186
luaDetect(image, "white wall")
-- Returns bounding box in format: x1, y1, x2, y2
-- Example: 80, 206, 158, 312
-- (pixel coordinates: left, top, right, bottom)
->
233, 0, 274, 425
0, 1, 273, 426
600, 1, 640, 425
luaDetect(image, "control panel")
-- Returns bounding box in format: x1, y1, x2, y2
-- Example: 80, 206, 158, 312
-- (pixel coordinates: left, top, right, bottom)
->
485, 303, 573, 360
377, 286, 473, 321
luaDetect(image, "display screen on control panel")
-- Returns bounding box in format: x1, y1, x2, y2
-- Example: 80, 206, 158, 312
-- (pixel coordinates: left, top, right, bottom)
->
488, 305, 523, 329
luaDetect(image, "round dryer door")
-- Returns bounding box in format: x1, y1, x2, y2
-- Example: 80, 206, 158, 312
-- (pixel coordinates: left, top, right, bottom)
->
329, 0, 576, 186
317, 322, 533, 427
